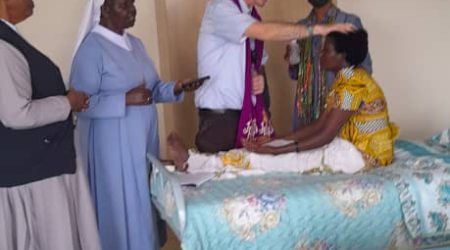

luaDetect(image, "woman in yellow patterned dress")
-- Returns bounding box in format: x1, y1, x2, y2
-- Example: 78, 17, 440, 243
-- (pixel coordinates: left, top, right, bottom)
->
245, 29, 398, 168
168, 29, 397, 173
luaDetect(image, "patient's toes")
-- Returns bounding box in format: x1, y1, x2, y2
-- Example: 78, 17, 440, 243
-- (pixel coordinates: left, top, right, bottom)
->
167, 132, 189, 170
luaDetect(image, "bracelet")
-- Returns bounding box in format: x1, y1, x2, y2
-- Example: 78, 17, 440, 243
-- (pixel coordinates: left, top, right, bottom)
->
307, 25, 314, 37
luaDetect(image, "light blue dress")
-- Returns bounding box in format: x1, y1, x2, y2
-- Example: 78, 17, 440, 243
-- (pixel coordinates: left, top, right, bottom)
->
70, 32, 182, 250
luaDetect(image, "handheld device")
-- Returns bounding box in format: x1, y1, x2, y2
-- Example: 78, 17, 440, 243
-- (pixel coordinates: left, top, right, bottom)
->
182, 76, 210, 90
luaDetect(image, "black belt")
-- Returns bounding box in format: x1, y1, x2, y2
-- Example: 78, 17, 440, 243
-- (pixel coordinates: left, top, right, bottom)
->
199, 108, 241, 116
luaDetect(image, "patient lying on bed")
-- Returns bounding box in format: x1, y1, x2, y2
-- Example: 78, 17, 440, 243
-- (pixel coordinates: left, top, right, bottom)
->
169, 29, 398, 175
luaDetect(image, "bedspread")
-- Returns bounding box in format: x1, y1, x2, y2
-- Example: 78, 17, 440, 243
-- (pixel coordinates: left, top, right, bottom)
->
372, 140, 450, 247
150, 140, 450, 250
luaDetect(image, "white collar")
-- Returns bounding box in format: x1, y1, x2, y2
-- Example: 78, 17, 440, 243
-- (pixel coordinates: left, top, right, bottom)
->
239, 0, 252, 14
0, 19, 17, 32
92, 24, 132, 51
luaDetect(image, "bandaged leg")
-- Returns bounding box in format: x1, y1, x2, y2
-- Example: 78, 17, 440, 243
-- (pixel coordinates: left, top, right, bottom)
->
169, 132, 364, 174
185, 150, 225, 173
246, 148, 323, 172
323, 138, 365, 173
186, 138, 364, 174
246, 138, 364, 173
185, 148, 322, 173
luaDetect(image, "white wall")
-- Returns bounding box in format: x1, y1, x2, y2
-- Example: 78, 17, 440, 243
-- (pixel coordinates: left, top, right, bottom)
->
338, 0, 450, 139
17, 0, 84, 81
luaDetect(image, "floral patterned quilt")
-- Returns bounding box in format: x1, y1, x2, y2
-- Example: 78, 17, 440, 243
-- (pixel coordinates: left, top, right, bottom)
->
156, 140, 450, 250
372, 140, 450, 247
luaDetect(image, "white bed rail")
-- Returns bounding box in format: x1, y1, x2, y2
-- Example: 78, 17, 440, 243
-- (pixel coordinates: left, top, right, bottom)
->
148, 154, 186, 239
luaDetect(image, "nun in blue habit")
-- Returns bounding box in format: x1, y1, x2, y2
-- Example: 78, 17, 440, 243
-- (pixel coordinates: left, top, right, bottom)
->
70, 0, 199, 249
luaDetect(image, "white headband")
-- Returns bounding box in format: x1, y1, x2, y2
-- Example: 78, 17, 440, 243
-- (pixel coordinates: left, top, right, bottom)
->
73, 0, 104, 56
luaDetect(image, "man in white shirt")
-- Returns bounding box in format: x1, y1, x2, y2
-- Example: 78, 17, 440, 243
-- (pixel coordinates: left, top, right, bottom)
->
195, 0, 354, 153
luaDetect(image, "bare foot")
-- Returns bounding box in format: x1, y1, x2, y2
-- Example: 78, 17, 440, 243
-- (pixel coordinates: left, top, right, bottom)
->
167, 132, 189, 171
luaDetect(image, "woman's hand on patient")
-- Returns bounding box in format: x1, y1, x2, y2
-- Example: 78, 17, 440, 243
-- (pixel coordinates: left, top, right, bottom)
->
254, 136, 272, 145
67, 89, 89, 112
242, 139, 278, 155
126, 83, 153, 105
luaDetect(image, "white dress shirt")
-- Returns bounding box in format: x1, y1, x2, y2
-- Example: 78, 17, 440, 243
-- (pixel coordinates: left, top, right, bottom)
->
196, 0, 268, 110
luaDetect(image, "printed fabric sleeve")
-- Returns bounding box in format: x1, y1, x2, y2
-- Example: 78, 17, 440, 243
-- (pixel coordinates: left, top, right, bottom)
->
331, 82, 367, 111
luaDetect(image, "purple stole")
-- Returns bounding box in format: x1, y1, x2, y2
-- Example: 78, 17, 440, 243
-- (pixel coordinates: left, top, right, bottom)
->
231, 0, 275, 148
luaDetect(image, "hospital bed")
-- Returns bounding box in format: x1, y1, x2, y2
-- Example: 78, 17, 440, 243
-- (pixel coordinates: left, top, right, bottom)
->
149, 139, 450, 250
